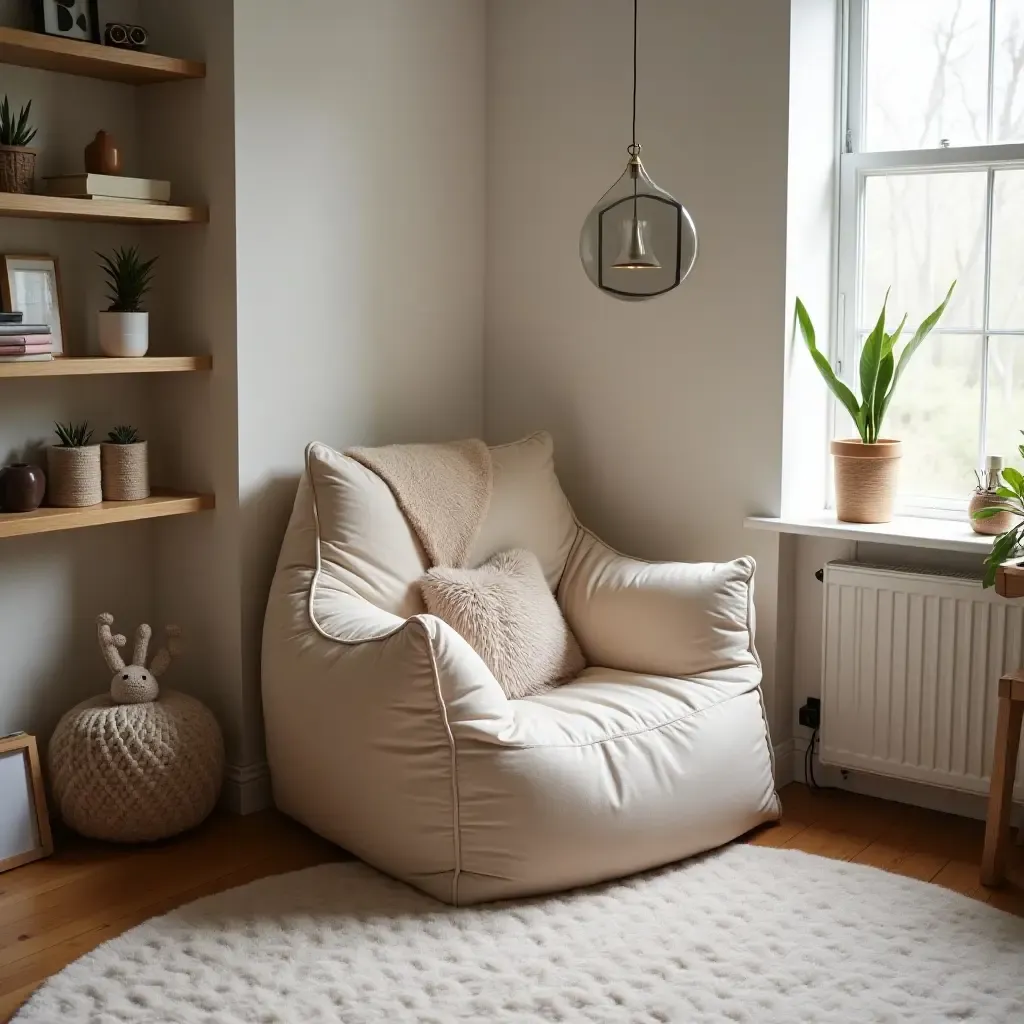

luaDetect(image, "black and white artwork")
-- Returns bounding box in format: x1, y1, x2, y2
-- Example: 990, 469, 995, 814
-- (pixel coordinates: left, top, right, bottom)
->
34, 0, 101, 43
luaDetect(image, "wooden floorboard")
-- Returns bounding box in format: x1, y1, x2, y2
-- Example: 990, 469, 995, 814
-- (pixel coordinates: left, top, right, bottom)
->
1, 782, 1021, 1021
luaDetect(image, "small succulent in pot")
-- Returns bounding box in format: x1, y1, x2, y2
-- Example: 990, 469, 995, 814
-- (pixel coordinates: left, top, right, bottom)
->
976, 432, 1024, 588
48, 421, 102, 508
101, 424, 149, 502
97, 246, 158, 358
0, 95, 38, 195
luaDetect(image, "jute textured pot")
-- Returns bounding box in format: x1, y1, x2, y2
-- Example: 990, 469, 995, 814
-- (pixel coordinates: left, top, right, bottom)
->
46, 446, 102, 508
0, 145, 36, 194
968, 490, 1021, 536
831, 438, 902, 524
101, 442, 149, 501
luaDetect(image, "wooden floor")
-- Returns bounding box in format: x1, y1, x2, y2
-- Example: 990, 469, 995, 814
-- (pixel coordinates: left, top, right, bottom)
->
1, 782, 1022, 1021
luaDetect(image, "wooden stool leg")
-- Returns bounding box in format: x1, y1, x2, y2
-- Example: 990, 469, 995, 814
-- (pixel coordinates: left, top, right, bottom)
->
981, 693, 1024, 887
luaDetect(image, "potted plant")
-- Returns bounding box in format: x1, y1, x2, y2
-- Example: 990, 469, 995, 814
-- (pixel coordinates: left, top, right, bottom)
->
969, 455, 1021, 537
976, 432, 1024, 588
101, 425, 149, 501
795, 282, 955, 524
47, 422, 101, 508
97, 246, 158, 357
0, 95, 38, 194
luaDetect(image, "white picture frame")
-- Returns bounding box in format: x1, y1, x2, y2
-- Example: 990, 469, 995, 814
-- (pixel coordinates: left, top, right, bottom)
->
1, 254, 66, 357
0, 733, 53, 874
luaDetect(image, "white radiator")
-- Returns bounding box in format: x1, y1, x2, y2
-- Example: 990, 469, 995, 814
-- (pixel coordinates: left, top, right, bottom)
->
821, 561, 1024, 798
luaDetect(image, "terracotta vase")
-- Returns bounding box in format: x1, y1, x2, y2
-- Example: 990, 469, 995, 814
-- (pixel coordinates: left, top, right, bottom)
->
84, 131, 121, 175
0, 462, 46, 512
831, 438, 903, 524
0, 145, 37, 194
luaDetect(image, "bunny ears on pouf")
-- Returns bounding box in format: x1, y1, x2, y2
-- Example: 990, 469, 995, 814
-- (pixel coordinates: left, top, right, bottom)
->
97, 613, 182, 704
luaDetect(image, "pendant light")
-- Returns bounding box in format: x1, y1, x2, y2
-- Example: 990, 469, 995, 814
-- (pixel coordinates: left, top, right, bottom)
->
579, 0, 697, 300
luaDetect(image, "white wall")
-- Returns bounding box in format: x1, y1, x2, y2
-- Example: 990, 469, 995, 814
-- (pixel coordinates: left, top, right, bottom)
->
485, 0, 792, 736
232, 0, 487, 787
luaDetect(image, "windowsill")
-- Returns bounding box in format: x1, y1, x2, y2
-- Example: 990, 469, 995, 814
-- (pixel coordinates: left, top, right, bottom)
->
744, 513, 995, 554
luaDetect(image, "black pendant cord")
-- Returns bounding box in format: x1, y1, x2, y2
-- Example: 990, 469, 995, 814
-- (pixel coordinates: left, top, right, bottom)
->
631, 0, 638, 215
631, 0, 638, 150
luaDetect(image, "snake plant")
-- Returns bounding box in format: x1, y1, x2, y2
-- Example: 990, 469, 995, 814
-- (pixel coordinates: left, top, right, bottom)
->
795, 282, 955, 444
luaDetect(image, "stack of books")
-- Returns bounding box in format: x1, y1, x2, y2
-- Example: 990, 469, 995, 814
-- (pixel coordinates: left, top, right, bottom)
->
43, 173, 171, 206
0, 313, 53, 363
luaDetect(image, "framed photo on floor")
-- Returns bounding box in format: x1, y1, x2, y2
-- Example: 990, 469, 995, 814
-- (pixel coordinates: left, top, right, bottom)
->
1, 254, 66, 356
33, 0, 100, 43
0, 733, 53, 874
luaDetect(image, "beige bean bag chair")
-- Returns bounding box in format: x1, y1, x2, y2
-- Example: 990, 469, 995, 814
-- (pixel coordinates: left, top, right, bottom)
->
262, 432, 779, 905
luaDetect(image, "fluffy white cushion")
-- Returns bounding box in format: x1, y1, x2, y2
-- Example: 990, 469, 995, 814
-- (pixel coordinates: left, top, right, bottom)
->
420, 548, 585, 699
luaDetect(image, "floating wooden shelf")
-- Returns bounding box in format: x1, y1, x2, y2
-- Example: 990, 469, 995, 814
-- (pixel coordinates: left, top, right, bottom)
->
0, 192, 207, 224
0, 356, 212, 378
0, 490, 215, 539
0, 26, 205, 84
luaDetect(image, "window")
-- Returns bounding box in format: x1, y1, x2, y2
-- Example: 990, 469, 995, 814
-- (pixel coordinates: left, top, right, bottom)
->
839, 0, 1024, 515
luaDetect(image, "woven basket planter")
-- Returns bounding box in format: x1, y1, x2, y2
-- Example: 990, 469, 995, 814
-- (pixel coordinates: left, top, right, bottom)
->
47, 446, 102, 507
832, 438, 902, 524
0, 145, 37, 194
101, 441, 149, 501
968, 490, 1021, 536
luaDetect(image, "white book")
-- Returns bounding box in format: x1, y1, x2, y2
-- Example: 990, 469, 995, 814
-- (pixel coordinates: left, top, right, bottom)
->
0, 354, 53, 363
43, 173, 171, 203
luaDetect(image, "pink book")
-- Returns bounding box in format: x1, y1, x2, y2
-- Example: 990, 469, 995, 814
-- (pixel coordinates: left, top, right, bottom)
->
0, 342, 52, 354
0, 336, 51, 348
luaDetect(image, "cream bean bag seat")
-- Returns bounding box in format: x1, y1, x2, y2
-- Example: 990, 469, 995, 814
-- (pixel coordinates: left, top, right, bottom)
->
262, 433, 779, 905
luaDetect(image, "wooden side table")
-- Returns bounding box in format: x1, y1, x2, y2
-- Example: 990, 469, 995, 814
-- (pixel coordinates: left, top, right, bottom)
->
981, 560, 1024, 887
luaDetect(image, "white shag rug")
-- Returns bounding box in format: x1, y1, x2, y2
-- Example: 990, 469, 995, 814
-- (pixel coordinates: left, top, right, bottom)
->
15, 845, 1024, 1024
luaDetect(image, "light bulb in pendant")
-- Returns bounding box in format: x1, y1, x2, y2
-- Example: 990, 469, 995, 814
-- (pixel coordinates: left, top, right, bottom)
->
612, 216, 661, 270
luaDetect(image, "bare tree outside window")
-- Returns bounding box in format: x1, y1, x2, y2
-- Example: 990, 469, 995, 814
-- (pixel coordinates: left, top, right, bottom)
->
842, 0, 1024, 509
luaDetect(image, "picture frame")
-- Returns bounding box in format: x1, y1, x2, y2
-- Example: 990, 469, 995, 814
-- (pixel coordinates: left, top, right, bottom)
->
0, 733, 53, 874
33, 0, 101, 44
1, 254, 66, 357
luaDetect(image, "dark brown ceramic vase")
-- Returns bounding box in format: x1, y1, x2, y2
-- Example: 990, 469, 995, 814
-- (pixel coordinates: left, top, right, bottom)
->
84, 131, 121, 175
0, 462, 46, 512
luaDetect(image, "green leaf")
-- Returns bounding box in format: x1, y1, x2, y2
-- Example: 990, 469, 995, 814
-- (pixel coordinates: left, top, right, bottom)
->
1002, 467, 1024, 496
796, 299, 865, 440
995, 486, 1019, 500
859, 295, 889, 442
972, 507, 1005, 520
879, 281, 956, 428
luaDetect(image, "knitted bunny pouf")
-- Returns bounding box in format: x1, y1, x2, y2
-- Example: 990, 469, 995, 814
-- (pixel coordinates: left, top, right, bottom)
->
48, 614, 225, 842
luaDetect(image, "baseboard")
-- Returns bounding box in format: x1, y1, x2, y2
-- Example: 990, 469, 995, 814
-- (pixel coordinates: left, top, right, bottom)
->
222, 762, 272, 815
788, 735, 1023, 826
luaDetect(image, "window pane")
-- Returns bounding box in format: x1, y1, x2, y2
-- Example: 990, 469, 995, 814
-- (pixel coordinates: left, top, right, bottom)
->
990, 169, 1024, 329
994, 0, 1024, 142
865, 0, 990, 151
987, 335, 1024, 471
882, 333, 982, 499
860, 172, 986, 330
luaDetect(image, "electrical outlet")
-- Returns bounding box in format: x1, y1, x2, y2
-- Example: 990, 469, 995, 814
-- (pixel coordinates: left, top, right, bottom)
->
798, 696, 821, 730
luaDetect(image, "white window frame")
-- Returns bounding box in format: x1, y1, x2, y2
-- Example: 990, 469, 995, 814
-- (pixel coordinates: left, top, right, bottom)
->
837, 0, 1024, 518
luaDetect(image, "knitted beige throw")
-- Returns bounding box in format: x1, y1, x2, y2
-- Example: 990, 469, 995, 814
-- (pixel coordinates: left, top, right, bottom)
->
347, 439, 492, 567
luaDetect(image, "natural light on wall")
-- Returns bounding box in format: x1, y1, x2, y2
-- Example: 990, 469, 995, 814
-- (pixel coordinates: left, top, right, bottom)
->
839, 0, 1024, 515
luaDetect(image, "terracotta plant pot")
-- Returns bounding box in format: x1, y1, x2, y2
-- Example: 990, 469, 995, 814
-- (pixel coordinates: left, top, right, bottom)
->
101, 441, 149, 501
0, 462, 46, 512
831, 438, 902, 524
0, 145, 37, 194
46, 446, 102, 508
968, 490, 1021, 536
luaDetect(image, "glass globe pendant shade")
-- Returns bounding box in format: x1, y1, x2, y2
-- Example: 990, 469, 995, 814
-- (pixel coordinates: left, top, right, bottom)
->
579, 147, 697, 301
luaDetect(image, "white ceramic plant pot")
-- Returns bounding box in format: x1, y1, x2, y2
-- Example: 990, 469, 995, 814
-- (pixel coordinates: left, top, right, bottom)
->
98, 311, 149, 358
